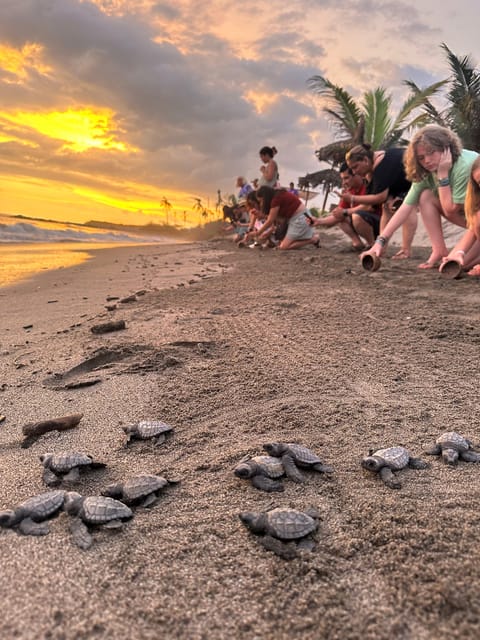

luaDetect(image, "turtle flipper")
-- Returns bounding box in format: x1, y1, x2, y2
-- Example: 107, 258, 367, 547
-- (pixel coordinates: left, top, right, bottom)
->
312, 462, 334, 475
260, 534, 297, 560
18, 517, 50, 536
63, 468, 81, 483
153, 434, 166, 446
70, 518, 93, 550
460, 450, 480, 463
379, 466, 401, 489
102, 519, 124, 529
141, 493, 159, 508
297, 536, 316, 552
281, 454, 305, 483
43, 468, 60, 487
251, 475, 284, 493
408, 457, 429, 469
424, 444, 441, 456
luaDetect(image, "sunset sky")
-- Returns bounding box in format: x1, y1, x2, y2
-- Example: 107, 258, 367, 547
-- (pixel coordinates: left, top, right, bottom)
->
0, 0, 477, 226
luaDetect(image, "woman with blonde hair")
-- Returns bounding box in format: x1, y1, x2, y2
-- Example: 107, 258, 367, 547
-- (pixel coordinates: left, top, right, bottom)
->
439, 156, 480, 276
361, 125, 479, 269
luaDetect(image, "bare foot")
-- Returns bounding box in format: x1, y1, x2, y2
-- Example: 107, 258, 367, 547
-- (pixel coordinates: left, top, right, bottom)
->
467, 264, 480, 277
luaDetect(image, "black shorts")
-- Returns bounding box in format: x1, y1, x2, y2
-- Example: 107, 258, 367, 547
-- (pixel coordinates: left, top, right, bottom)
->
354, 210, 380, 237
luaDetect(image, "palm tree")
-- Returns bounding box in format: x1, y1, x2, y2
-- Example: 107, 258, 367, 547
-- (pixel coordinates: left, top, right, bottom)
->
160, 196, 172, 226
307, 76, 446, 162
440, 43, 480, 151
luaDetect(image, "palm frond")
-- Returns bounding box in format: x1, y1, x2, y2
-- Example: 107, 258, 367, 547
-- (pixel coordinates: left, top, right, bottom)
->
307, 75, 361, 137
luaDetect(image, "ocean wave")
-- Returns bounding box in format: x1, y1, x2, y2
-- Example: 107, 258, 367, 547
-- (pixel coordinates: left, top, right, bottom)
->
0, 220, 162, 244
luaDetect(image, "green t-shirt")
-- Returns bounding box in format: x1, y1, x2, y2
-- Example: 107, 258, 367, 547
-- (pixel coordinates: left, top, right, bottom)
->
404, 149, 479, 206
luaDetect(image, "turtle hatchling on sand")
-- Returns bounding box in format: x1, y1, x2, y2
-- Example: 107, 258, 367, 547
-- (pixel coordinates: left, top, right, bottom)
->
0, 490, 65, 536
123, 420, 173, 446
239, 507, 319, 560
425, 432, 480, 465
361, 446, 429, 489
64, 492, 133, 549
102, 473, 177, 507
263, 442, 333, 483
234, 455, 285, 492
39, 451, 106, 486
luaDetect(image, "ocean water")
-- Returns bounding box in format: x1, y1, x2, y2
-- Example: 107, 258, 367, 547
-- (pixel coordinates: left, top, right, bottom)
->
0, 214, 160, 288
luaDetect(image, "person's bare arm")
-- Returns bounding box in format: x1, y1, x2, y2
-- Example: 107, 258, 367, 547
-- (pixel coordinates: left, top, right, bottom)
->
256, 206, 278, 237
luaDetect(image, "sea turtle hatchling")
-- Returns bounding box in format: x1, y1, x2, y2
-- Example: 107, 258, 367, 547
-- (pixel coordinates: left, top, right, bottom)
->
0, 490, 65, 536
425, 432, 480, 465
239, 507, 319, 559
234, 455, 285, 492
64, 492, 133, 549
263, 443, 333, 483
102, 473, 178, 507
39, 451, 106, 486
123, 420, 174, 446
361, 446, 429, 489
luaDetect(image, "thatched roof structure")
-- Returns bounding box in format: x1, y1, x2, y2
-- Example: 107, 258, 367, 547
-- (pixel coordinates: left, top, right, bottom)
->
298, 168, 341, 191
314, 118, 365, 166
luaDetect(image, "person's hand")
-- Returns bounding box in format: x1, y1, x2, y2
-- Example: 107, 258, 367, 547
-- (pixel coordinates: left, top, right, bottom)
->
437, 148, 453, 176
332, 208, 346, 222
360, 242, 382, 261
340, 191, 353, 203
441, 250, 465, 268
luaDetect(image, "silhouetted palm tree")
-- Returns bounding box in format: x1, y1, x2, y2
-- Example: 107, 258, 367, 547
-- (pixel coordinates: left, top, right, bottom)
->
307, 76, 446, 163
160, 196, 172, 225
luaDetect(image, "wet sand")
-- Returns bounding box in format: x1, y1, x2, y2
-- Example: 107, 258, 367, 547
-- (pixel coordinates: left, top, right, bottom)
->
0, 237, 480, 639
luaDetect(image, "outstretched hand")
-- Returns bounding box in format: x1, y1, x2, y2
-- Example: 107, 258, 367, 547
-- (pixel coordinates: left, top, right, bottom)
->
360, 243, 383, 261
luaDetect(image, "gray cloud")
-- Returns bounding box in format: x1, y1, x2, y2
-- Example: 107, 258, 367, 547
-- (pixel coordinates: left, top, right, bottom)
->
0, 0, 477, 213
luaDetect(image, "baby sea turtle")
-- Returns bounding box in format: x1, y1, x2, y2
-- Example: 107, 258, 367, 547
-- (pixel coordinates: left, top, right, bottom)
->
64, 492, 133, 549
0, 490, 65, 536
361, 446, 428, 489
263, 443, 333, 483
123, 420, 173, 446
239, 507, 319, 560
102, 473, 177, 507
39, 451, 106, 486
425, 432, 480, 465
234, 455, 285, 492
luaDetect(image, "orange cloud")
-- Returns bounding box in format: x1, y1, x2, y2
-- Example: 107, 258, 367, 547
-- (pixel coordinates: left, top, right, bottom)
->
1, 107, 136, 152
243, 90, 279, 114
0, 42, 52, 83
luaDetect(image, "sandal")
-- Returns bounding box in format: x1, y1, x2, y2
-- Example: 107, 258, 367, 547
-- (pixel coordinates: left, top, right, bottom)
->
391, 249, 410, 260
417, 261, 441, 270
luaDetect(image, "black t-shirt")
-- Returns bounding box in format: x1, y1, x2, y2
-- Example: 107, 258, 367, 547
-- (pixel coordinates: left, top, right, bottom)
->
369, 148, 411, 198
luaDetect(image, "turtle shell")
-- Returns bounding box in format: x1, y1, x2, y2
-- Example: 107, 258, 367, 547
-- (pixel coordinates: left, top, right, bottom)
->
265, 508, 317, 540
42, 452, 94, 473
80, 496, 132, 524
235, 456, 284, 479
121, 474, 168, 502
133, 421, 173, 439
371, 446, 410, 470
17, 490, 66, 522
284, 444, 322, 466
437, 432, 470, 452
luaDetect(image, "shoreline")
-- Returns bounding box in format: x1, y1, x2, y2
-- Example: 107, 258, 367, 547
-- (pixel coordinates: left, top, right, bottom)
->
0, 237, 479, 639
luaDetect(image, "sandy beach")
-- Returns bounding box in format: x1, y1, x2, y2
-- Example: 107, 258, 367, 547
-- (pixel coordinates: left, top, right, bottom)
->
1, 236, 480, 640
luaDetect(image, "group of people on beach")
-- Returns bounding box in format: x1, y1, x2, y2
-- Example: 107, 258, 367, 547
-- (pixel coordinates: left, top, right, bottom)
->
223, 126, 480, 276
223, 146, 321, 251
